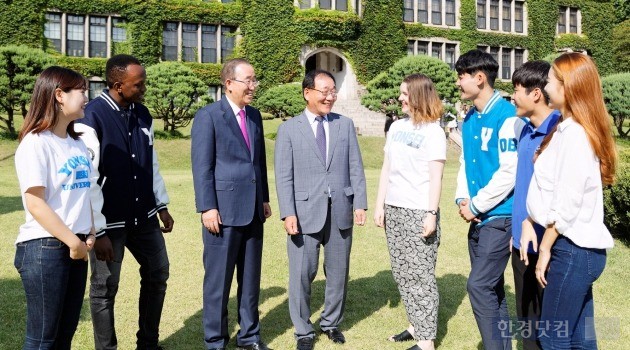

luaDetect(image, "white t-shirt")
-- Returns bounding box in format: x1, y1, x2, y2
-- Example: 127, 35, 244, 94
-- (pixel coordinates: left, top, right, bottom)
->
384, 118, 447, 209
15, 131, 94, 244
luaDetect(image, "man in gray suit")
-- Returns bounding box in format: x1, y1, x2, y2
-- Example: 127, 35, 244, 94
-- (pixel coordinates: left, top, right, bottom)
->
275, 69, 368, 350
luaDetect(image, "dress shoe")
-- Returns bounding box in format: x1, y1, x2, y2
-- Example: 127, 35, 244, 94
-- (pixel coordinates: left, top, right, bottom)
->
296, 337, 314, 350
236, 342, 270, 350
322, 328, 345, 344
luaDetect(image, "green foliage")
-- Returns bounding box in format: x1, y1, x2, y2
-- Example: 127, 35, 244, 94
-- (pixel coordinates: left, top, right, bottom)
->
361, 55, 458, 114
613, 0, 630, 23
351, 0, 406, 83
604, 151, 630, 241
55, 56, 107, 78
612, 20, 630, 73
0, 45, 54, 135
0, 0, 46, 48
145, 62, 212, 132
296, 8, 361, 46
602, 73, 630, 138
255, 83, 304, 120
554, 34, 590, 51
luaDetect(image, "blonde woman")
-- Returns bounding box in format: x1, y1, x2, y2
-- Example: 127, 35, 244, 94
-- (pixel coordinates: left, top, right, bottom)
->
374, 74, 446, 350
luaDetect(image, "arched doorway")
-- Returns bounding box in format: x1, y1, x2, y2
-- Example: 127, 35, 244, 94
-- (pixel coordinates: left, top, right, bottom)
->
300, 46, 359, 100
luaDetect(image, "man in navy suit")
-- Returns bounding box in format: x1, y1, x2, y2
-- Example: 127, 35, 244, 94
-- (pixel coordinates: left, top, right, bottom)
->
191, 58, 272, 350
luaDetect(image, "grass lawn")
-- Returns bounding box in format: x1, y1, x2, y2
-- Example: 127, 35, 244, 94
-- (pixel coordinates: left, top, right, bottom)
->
0, 119, 628, 349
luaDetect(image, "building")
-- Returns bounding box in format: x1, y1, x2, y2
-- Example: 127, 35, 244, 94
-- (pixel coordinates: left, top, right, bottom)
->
0, 0, 616, 136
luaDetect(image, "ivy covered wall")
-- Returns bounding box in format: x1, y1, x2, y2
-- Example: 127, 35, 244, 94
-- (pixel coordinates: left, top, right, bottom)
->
0, 0, 618, 89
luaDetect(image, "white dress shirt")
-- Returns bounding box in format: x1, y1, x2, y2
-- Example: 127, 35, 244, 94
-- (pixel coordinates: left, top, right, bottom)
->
225, 95, 246, 127
526, 117, 614, 249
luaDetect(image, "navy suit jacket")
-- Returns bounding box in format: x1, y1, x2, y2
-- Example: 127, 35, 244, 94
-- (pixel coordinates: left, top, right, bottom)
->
191, 96, 269, 227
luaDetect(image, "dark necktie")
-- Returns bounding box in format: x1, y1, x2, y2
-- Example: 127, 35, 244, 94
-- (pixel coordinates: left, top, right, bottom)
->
315, 116, 326, 162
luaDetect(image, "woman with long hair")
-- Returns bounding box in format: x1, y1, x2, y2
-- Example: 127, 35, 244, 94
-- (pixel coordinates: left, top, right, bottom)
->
374, 74, 446, 350
520, 52, 616, 349
14, 66, 95, 349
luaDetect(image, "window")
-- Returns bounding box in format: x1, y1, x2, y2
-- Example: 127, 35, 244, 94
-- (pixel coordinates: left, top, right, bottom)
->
445, 0, 456, 26
418, 0, 429, 23
320, 0, 332, 9
182, 23, 198, 62
490, 0, 499, 30
89, 81, 106, 100
569, 8, 578, 33
44, 13, 62, 52
112, 18, 127, 43
202, 25, 218, 63
558, 7, 567, 33
67, 15, 85, 57
208, 85, 221, 102
432, 0, 442, 25
44, 13, 128, 57
408, 38, 458, 68
404, 0, 414, 22
221, 0, 233, 3
299, 0, 311, 9
162, 22, 178, 61
90, 16, 107, 58
478, 46, 526, 80
478, 0, 526, 33
477, 0, 486, 29
446, 44, 457, 69
501, 48, 511, 79
221, 26, 236, 61
514, 2, 523, 33
502, 0, 511, 32
335, 0, 347, 11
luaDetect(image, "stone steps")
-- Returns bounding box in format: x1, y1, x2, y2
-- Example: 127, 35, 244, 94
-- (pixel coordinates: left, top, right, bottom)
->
332, 99, 386, 137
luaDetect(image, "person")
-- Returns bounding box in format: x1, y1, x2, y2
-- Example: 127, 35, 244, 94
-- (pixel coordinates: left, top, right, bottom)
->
14, 66, 96, 349
275, 69, 368, 350
509, 61, 560, 350
454, 49, 524, 350
373, 74, 446, 350
75, 54, 174, 350
384, 112, 398, 137
522, 52, 616, 349
191, 58, 272, 350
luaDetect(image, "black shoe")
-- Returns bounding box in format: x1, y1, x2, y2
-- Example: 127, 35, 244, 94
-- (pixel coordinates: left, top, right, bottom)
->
406, 345, 423, 350
208, 348, 225, 350
296, 337, 314, 350
388, 329, 414, 342
322, 328, 345, 344
236, 342, 270, 350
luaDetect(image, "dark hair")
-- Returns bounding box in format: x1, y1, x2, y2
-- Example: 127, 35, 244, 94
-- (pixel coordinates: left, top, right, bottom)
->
302, 69, 336, 91
512, 60, 550, 104
106, 54, 142, 88
455, 49, 499, 87
19, 66, 87, 141
221, 58, 252, 85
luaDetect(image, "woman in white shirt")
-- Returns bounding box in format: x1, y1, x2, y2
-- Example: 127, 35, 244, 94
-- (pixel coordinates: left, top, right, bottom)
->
374, 74, 446, 350
520, 53, 616, 349
14, 66, 95, 350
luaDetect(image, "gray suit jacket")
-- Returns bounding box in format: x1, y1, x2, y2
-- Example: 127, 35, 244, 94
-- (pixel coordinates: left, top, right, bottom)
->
275, 112, 367, 233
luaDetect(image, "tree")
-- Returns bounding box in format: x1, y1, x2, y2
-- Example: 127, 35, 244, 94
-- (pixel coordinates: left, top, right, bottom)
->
0, 45, 54, 135
602, 72, 630, 138
612, 20, 630, 73
361, 55, 458, 114
144, 62, 212, 132
254, 83, 304, 120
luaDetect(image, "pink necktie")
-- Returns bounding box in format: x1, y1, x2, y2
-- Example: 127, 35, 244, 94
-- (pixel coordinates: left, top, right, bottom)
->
239, 109, 250, 150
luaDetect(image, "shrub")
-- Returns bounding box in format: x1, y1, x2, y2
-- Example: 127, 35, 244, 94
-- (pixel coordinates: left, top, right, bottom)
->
604, 151, 630, 242
602, 73, 630, 138
145, 62, 213, 132
612, 19, 630, 73
361, 55, 458, 114
0, 45, 54, 135
255, 83, 304, 120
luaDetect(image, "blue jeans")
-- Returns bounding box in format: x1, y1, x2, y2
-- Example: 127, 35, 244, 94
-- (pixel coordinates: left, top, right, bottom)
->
467, 218, 512, 350
539, 236, 606, 350
14, 237, 88, 350
89, 218, 169, 350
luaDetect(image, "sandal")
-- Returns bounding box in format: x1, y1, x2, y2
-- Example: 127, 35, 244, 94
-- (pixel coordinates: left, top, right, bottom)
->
388, 329, 414, 342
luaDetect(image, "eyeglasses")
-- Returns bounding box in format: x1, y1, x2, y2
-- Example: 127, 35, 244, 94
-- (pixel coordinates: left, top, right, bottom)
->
232, 79, 260, 88
309, 88, 338, 98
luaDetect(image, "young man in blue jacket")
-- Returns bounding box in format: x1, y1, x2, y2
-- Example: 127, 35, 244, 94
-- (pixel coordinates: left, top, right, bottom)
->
454, 49, 524, 350
76, 54, 174, 350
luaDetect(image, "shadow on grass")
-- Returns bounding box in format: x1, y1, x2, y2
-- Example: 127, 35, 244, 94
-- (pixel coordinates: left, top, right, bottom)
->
0, 196, 22, 215
160, 286, 286, 349
435, 273, 469, 347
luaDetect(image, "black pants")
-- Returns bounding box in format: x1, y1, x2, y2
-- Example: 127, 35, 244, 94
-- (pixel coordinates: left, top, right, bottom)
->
511, 248, 543, 350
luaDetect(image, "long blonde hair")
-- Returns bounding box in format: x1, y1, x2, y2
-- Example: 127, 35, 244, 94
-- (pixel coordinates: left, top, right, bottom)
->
540, 53, 616, 185
403, 74, 443, 124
